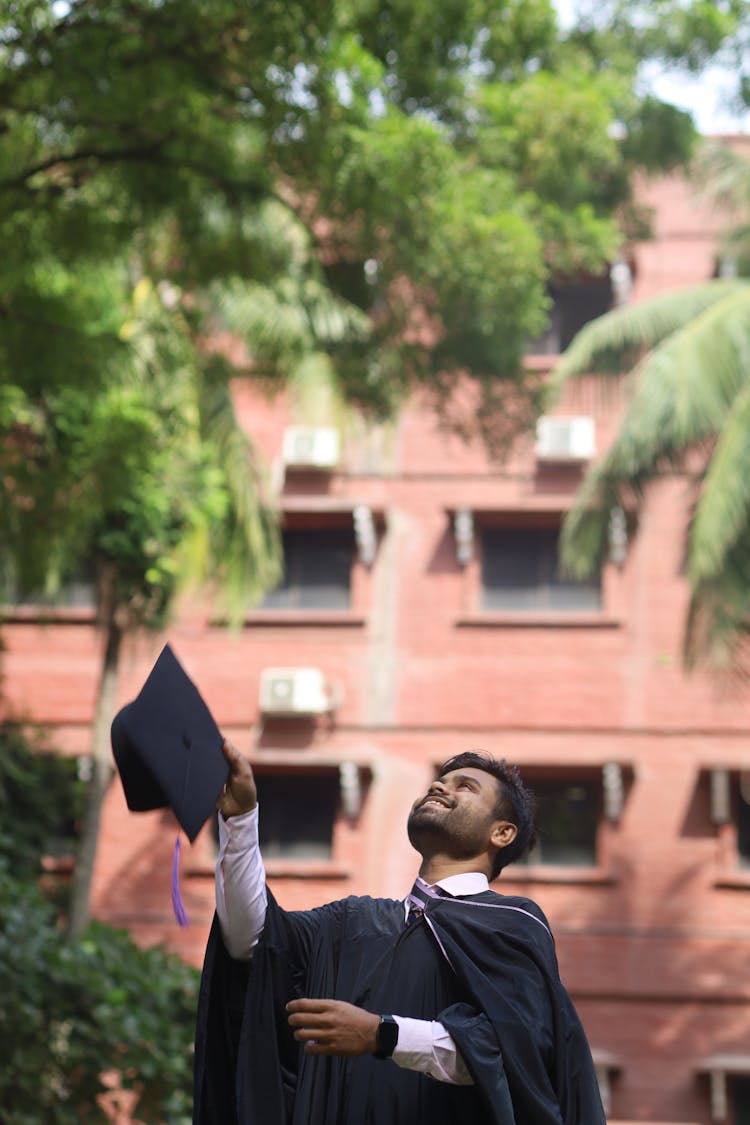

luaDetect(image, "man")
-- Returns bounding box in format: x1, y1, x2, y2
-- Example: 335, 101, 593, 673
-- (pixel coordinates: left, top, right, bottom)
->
193, 744, 605, 1124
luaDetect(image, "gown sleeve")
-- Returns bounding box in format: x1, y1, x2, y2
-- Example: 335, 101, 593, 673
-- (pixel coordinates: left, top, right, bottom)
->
431, 898, 606, 1125
194, 889, 348, 1125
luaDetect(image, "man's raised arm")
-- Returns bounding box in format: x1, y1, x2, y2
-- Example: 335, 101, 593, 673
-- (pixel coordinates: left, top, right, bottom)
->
215, 740, 267, 960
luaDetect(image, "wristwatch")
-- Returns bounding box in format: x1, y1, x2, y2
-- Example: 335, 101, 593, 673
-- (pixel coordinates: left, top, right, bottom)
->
373, 1014, 399, 1060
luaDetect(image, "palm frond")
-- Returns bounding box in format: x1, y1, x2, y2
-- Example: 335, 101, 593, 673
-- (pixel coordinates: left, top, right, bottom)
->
298, 279, 372, 350
549, 280, 746, 393
215, 280, 313, 369
558, 465, 618, 579
285, 350, 344, 423
630, 285, 750, 445
685, 525, 750, 674
689, 379, 750, 584
191, 376, 282, 619
560, 287, 750, 580
562, 286, 750, 494
211, 275, 370, 377
692, 143, 750, 217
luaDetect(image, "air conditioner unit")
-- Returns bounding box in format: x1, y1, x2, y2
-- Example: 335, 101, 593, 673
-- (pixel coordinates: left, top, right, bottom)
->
282, 426, 340, 469
259, 667, 333, 716
535, 416, 596, 462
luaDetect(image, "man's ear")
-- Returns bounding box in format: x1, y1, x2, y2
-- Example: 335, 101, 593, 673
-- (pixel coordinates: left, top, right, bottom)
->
490, 820, 518, 850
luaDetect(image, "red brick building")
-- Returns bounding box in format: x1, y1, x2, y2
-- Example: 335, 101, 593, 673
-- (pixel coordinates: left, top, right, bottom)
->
3, 142, 750, 1123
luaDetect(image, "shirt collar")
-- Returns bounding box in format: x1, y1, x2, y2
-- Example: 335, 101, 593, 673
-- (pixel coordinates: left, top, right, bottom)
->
415, 872, 489, 897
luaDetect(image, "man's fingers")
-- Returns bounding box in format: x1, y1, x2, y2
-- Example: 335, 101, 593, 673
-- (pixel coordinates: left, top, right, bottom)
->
291, 1025, 330, 1040
285, 999, 378, 1058
287, 999, 339, 1034
287, 998, 332, 1014
222, 739, 243, 770
287, 1012, 331, 1029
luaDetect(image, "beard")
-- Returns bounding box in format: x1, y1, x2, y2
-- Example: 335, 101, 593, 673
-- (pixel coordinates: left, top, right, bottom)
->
407, 800, 490, 860
406, 804, 445, 850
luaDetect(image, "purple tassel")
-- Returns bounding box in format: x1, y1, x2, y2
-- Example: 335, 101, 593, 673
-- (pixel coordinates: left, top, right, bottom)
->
171, 834, 190, 927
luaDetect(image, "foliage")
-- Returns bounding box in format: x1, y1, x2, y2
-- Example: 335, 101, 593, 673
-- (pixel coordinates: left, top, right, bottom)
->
0, 869, 198, 1124
0, 722, 87, 881
0, 0, 726, 608
0, 723, 198, 1124
0, 276, 281, 622
562, 0, 750, 113
694, 140, 750, 274
551, 143, 750, 669
0, 0, 709, 419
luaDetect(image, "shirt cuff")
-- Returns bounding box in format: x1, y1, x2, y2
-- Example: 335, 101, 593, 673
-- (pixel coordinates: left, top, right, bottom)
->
217, 804, 259, 852
391, 1017, 473, 1086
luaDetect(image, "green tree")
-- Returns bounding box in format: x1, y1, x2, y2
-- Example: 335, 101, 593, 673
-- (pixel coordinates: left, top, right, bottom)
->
1, 0, 704, 426
1, 280, 282, 935
0, 874, 199, 1124
561, 0, 750, 114
0, 725, 199, 1124
551, 148, 750, 671
0, 722, 86, 882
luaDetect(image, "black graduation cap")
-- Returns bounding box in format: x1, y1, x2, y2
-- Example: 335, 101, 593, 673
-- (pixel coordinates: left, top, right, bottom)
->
111, 643, 228, 844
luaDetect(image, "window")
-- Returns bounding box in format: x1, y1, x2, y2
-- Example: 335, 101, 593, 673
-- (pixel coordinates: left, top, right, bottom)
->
735, 1078, 750, 1125
708, 769, 750, 875
526, 274, 614, 355
521, 776, 602, 867
592, 1053, 620, 1119
256, 772, 339, 860
737, 778, 750, 869
700, 1063, 750, 1124
481, 527, 601, 612
261, 529, 353, 610
1, 561, 96, 609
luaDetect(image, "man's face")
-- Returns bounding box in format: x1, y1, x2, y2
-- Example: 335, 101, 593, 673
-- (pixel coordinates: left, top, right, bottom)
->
407, 766, 510, 860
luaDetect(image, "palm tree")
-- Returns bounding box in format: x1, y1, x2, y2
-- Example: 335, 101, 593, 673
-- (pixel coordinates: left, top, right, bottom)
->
56, 274, 285, 938
550, 269, 750, 671
3, 202, 371, 936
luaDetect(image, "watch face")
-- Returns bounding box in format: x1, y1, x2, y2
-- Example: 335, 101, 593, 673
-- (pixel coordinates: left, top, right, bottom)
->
375, 1015, 399, 1059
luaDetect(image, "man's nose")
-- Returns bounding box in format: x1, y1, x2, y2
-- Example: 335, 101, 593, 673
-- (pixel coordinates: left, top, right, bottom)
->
428, 779, 448, 795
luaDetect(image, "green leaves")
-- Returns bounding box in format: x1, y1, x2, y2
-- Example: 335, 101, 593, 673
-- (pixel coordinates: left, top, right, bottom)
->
0, 725, 87, 883
1, 0, 737, 631
553, 262, 750, 666
0, 727, 197, 1123
551, 280, 747, 383
0, 872, 198, 1124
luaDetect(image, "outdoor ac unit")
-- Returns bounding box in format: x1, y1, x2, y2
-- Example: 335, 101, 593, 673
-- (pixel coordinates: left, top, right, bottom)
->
259, 667, 332, 716
535, 416, 596, 462
282, 426, 340, 469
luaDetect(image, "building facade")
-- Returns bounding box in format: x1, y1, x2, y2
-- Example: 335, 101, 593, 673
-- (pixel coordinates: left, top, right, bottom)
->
3, 144, 750, 1124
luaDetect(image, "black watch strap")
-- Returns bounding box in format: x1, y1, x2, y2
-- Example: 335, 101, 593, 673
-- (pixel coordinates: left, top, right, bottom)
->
373, 1014, 399, 1059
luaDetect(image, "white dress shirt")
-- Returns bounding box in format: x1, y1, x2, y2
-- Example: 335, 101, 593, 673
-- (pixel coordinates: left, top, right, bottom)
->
215, 806, 486, 1085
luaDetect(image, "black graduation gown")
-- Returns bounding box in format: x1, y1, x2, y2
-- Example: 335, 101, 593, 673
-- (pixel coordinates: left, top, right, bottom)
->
193, 887, 606, 1125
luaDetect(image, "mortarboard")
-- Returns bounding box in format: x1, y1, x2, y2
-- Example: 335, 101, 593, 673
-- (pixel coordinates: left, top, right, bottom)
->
111, 643, 229, 923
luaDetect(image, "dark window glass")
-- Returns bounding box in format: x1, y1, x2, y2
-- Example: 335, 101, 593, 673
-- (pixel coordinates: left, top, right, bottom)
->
526, 277, 613, 355
261, 529, 352, 610
1, 560, 96, 608
521, 777, 601, 866
734, 1077, 750, 1125
257, 773, 339, 860
481, 528, 601, 612
737, 780, 750, 869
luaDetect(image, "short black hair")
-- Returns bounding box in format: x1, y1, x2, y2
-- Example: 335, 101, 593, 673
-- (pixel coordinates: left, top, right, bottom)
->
438, 751, 537, 879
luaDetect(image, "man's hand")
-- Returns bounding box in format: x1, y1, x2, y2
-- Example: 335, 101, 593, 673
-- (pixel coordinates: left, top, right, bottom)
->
286, 999, 380, 1056
216, 739, 257, 818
